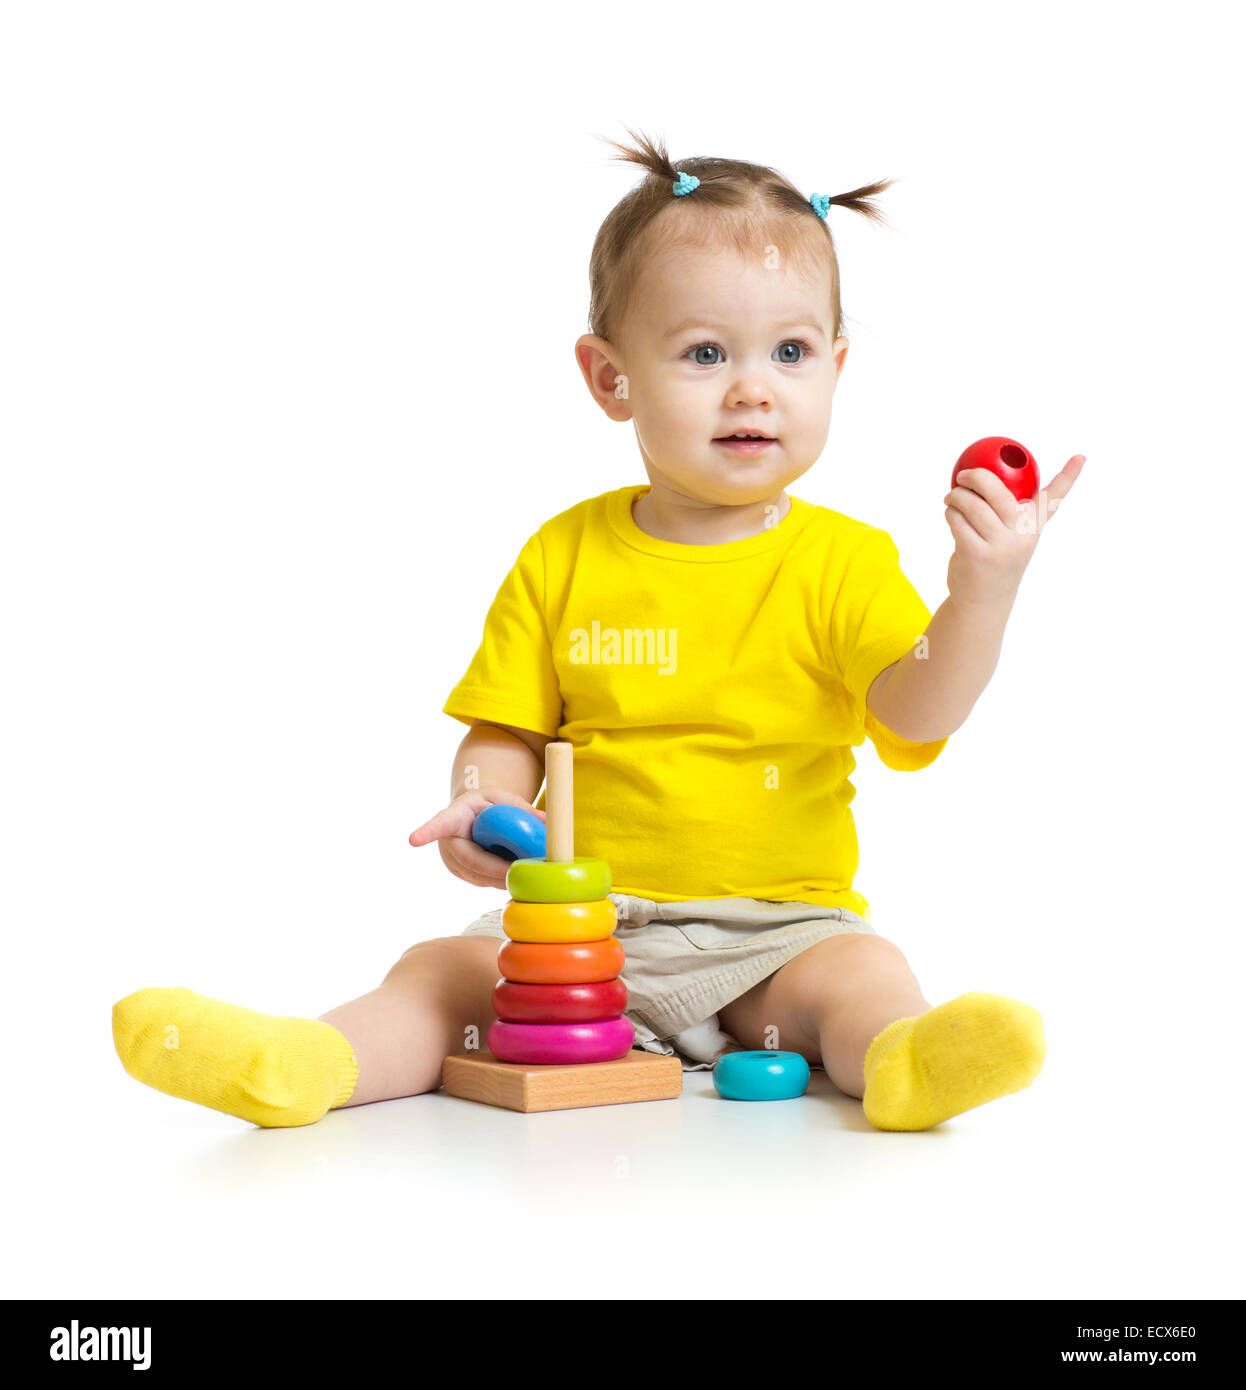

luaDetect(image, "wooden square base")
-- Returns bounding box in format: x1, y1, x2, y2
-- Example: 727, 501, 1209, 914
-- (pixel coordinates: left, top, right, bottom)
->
441, 1047, 684, 1113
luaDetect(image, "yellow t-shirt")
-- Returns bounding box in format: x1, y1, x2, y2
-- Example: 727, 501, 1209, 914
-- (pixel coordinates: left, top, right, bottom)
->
442, 484, 948, 922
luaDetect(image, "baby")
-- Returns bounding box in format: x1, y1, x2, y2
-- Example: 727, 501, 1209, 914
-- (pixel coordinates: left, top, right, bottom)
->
113, 128, 1085, 1132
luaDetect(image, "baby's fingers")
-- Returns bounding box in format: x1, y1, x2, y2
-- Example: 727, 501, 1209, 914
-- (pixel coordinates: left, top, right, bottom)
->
1036, 455, 1087, 530
409, 803, 472, 847
1046, 455, 1087, 505
440, 835, 510, 888
410, 788, 546, 849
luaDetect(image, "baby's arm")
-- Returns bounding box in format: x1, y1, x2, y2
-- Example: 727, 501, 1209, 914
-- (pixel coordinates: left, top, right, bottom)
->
452, 719, 552, 800
870, 452, 1087, 743
409, 720, 553, 889
866, 598, 1008, 743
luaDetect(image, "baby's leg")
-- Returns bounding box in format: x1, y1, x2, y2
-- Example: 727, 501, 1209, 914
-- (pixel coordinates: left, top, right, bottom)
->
719, 935, 928, 1096
718, 934, 1046, 1130
323, 937, 500, 1106
112, 936, 500, 1127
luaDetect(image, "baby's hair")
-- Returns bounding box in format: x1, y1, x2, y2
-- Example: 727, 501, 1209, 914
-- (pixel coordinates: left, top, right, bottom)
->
586, 124, 896, 349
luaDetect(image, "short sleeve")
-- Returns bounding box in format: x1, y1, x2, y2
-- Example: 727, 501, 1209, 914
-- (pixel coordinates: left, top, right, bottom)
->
442, 531, 563, 738
828, 529, 949, 772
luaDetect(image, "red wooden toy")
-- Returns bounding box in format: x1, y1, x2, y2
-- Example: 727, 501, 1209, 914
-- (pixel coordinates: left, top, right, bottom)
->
493, 977, 629, 1024
951, 436, 1040, 503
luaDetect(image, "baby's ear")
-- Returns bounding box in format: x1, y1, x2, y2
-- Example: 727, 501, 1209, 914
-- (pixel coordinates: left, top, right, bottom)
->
574, 335, 632, 422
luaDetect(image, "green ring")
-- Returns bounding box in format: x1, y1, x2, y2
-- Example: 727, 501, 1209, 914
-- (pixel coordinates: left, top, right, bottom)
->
506, 856, 612, 904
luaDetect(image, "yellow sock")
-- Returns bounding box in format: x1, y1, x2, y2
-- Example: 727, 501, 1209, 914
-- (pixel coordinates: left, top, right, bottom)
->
112, 987, 358, 1128
862, 991, 1046, 1131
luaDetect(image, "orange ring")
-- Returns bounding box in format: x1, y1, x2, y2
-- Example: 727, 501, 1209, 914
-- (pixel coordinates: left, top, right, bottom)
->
501, 897, 617, 943
498, 937, 625, 984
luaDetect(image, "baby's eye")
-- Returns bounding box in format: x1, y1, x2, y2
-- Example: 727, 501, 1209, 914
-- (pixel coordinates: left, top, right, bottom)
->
684, 339, 815, 366
774, 339, 814, 364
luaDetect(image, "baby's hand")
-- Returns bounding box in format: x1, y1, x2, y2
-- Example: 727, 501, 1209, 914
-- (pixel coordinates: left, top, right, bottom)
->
944, 454, 1086, 612
409, 790, 547, 890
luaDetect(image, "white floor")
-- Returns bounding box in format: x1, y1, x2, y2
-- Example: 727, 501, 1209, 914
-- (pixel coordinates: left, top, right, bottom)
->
13, 1012, 1240, 1302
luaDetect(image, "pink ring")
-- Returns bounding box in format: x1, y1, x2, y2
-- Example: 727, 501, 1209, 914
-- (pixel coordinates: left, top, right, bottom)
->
487, 1016, 635, 1065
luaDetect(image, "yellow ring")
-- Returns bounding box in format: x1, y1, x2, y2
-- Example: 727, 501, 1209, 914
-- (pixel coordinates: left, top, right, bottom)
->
501, 898, 618, 944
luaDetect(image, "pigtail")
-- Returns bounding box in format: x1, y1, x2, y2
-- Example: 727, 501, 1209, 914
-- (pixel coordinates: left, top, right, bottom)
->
593, 125, 730, 191
594, 124, 679, 181
825, 177, 898, 229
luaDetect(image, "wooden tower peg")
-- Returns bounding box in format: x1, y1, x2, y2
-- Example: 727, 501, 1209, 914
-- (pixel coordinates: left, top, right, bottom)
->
545, 740, 574, 863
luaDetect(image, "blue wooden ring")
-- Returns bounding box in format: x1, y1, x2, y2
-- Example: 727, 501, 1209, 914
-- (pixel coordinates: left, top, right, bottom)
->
471, 804, 547, 863
712, 1050, 811, 1101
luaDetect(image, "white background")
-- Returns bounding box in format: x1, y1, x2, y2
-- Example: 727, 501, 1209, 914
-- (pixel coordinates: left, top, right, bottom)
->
3, 0, 1242, 1303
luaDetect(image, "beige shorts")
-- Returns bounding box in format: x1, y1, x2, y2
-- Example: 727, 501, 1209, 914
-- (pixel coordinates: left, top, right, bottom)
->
461, 892, 877, 1072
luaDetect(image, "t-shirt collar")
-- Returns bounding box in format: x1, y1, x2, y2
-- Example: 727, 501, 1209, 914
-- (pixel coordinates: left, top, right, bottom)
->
606, 484, 810, 562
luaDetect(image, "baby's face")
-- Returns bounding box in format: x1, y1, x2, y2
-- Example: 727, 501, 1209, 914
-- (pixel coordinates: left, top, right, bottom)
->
606, 242, 848, 507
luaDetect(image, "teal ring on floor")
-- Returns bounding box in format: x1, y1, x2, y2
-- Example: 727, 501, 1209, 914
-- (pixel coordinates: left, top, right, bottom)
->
712, 1050, 811, 1101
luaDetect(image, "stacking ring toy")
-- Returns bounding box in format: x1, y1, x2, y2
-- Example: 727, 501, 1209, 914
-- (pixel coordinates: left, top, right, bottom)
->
498, 937, 625, 985
493, 978, 628, 1024
488, 1016, 635, 1065
502, 897, 616, 943
507, 856, 612, 903
471, 804, 547, 862
712, 1050, 811, 1101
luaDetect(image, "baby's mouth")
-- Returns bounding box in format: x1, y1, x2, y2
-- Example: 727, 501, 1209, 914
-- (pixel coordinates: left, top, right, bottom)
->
714, 433, 777, 453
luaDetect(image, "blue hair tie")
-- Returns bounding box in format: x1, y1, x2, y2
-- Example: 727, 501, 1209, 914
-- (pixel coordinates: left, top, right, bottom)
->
810, 192, 831, 219
672, 170, 700, 197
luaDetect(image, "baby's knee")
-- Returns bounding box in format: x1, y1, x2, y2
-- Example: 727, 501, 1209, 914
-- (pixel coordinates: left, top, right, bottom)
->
805, 930, 909, 970
383, 934, 500, 999
793, 933, 918, 1005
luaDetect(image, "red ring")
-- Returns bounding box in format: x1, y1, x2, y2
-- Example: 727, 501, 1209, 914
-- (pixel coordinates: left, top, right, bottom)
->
493, 978, 628, 1024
